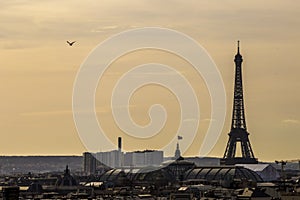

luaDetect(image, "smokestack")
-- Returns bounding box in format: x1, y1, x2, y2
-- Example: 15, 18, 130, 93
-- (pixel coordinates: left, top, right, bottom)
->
118, 137, 122, 151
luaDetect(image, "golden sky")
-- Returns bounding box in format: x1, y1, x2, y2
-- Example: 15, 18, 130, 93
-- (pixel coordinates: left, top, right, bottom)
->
0, 0, 299, 162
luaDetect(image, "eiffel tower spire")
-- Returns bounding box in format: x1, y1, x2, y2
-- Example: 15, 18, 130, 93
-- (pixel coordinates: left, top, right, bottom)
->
221, 41, 258, 165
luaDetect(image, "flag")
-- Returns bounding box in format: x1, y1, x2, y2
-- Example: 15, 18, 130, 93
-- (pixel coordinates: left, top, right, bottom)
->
178, 135, 183, 140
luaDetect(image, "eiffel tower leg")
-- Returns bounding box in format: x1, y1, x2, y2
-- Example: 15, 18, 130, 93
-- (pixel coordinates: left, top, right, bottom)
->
224, 136, 236, 159
241, 141, 249, 158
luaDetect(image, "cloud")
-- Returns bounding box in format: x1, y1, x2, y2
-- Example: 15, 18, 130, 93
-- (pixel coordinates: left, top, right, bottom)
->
19, 107, 112, 117
91, 25, 120, 33
19, 105, 141, 117
0, 40, 39, 50
109, 68, 189, 78
19, 110, 73, 117
282, 119, 300, 124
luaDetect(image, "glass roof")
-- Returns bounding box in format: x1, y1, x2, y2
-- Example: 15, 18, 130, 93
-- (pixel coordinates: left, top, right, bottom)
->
184, 166, 262, 182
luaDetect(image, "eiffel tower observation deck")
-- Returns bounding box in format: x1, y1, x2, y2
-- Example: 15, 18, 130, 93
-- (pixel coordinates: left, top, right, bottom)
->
221, 41, 258, 165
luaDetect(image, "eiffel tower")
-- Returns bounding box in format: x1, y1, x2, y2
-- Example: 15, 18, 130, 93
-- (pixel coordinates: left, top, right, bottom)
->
221, 41, 258, 165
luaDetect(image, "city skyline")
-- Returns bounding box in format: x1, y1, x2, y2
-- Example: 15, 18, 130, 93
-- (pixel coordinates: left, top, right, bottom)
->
0, 0, 299, 162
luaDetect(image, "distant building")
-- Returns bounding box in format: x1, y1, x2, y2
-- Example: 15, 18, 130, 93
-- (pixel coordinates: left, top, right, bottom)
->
93, 150, 163, 169
83, 152, 96, 175
236, 164, 280, 182
124, 150, 163, 167
185, 157, 220, 166
95, 150, 123, 168
174, 142, 181, 159
85, 136, 162, 169
2, 186, 20, 200
55, 165, 78, 187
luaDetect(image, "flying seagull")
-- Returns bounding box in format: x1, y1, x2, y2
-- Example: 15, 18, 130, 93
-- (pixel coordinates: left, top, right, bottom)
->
67, 41, 76, 46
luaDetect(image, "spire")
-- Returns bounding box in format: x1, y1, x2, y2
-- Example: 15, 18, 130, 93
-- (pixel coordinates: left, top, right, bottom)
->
235, 40, 243, 63
174, 142, 181, 159
64, 165, 70, 175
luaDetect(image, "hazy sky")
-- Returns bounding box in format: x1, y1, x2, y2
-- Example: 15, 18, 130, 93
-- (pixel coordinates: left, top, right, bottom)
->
0, 0, 299, 162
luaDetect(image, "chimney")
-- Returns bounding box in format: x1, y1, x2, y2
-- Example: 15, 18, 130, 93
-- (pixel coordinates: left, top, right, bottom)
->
118, 137, 122, 151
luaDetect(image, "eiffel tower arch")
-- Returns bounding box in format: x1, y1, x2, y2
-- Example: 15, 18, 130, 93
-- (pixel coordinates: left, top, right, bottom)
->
221, 41, 258, 165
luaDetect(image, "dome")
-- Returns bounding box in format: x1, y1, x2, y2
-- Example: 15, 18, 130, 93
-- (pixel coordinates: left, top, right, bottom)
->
163, 157, 196, 181
98, 169, 130, 187
132, 166, 175, 186
99, 169, 126, 182
184, 166, 262, 186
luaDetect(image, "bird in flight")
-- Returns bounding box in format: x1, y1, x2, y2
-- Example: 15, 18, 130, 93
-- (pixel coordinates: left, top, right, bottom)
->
67, 41, 76, 46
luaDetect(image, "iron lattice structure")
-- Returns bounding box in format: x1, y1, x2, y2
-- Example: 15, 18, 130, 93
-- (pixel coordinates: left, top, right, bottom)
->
221, 41, 258, 165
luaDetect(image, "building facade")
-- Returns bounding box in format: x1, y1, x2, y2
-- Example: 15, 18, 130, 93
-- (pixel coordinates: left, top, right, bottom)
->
124, 150, 163, 167
83, 152, 96, 175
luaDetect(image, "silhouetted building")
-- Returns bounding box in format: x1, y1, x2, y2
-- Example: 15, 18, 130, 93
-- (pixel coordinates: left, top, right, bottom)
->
83, 152, 96, 175
27, 181, 43, 194
174, 142, 181, 159
55, 165, 77, 187
2, 186, 19, 200
221, 41, 258, 165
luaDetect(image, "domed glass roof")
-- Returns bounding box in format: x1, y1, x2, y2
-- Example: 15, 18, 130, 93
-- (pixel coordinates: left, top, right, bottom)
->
184, 166, 262, 182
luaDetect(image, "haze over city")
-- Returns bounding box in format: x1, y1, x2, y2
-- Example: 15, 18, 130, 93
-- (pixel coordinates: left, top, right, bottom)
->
0, 0, 299, 162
